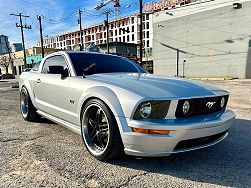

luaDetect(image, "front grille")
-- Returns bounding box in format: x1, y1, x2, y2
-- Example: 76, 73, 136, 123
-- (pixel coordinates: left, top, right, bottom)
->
174, 131, 228, 150
175, 95, 229, 118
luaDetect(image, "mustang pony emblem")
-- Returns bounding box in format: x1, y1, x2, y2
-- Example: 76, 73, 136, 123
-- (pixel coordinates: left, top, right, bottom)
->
206, 101, 216, 109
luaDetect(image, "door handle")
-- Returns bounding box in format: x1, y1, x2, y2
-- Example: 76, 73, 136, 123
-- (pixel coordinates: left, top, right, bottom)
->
36, 79, 41, 84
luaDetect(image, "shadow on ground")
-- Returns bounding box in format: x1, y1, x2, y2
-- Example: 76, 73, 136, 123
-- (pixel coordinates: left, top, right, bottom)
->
107, 118, 251, 187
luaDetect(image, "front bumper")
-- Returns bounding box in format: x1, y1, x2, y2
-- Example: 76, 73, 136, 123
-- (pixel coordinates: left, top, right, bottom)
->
122, 109, 235, 157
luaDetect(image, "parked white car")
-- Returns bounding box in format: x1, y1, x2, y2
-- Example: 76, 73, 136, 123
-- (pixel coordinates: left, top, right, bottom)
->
19, 51, 235, 161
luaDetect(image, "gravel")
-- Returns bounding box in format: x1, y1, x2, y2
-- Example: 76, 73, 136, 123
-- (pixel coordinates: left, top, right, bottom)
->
0, 79, 250, 188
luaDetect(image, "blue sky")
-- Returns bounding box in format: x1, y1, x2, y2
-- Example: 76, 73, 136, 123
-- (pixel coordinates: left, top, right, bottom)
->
0, 0, 148, 48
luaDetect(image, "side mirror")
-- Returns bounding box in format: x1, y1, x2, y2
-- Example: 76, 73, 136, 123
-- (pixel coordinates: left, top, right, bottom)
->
61, 68, 69, 77
48, 66, 68, 77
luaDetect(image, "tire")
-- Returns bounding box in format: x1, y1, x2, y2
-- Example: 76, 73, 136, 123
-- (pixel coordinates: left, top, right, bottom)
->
20, 87, 40, 122
81, 99, 124, 161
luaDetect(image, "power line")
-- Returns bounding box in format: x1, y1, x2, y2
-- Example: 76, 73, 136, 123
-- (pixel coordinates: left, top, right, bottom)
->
19, 0, 65, 14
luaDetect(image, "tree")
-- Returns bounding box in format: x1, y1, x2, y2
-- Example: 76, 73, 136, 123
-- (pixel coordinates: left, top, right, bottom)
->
0, 56, 10, 74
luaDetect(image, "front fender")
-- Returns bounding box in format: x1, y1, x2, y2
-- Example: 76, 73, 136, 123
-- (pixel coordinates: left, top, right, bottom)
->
77, 86, 125, 118
77, 86, 133, 133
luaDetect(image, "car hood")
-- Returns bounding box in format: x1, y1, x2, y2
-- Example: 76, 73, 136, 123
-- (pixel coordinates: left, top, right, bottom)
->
86, 73, 228, 99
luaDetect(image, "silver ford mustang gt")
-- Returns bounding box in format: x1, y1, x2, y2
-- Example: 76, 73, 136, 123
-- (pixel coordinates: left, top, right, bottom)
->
19, 51, 235, 161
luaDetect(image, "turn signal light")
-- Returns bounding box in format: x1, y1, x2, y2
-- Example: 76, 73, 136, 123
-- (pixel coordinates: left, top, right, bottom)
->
131, 127, 170, 135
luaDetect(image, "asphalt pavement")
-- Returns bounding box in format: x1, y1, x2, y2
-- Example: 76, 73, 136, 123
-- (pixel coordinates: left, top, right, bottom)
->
0, 79, 250, 188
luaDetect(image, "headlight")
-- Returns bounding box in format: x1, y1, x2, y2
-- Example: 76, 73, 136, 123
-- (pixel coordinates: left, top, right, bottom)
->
133, 101, 170, 119
139, 102, 151, 118
220, 97, 226, 108
182, 100, 191, 116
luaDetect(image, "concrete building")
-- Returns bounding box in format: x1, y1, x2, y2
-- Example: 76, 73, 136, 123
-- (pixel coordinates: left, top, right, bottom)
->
0, 35, 9, 55
37, 14, 153, 62
153, 0, 251, 78
96, 42, 138, 60
11, 43, 23, 52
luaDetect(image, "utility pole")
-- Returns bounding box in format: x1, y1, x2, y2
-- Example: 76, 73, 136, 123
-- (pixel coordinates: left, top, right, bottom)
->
183, 60, 186, 78
139, 0, 143, 65
10, 13, 31, 68
177, 49, 180, 77
103, 10, 111, 54
37, 15, 45, 58
78, 9, 84, 51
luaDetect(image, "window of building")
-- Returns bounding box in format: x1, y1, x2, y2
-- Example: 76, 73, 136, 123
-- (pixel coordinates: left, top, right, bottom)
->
92, 35, 94, 40
146, 22, 149, 29
115, 30, 117, 36
146, 14, 149, 20
147, 31, 149, 38
104, 32, 106, 38
132, 25, 134, 32
127, 35, 129, 42
122, 21, 125, 26
132, 34, 135, 41
119, 29, 121, 35
131, 17, 134, 24
119, 37, 121, 42
123, 36, 125, 42
147, 40, 149, 47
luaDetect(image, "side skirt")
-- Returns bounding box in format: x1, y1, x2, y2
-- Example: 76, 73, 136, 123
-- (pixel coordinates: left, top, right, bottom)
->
37, 110, 81, 135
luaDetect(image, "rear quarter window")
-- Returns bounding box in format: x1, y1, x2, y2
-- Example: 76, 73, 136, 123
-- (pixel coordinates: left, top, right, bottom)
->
31, 62, 41, 71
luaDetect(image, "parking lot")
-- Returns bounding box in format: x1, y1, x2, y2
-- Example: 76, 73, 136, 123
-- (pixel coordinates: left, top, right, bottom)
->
0, 79, 250, 188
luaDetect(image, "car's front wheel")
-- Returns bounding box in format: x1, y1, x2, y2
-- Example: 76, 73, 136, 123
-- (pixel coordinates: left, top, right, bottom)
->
20, 87, 40, 122
81, 99, 124, 161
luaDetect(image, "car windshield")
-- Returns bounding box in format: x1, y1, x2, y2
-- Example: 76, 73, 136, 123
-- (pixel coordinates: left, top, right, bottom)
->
68, 52, 147, 76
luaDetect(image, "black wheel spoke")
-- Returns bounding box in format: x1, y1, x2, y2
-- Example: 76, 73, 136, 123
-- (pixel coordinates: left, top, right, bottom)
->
95, 109, 102, 125
99, 124, 108, 131
88, 118, 96, 128
97, 131, 105, 148
90, 130, 98, 142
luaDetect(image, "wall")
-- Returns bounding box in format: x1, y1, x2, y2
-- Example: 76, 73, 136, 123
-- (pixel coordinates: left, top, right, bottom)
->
153, 0, 251, 78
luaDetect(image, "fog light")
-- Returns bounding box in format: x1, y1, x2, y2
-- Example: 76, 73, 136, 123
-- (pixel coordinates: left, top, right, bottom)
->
131, 127, 170, 135
182, 100, 190, 116
139, 102, 151, 118
220, 97, 226, 108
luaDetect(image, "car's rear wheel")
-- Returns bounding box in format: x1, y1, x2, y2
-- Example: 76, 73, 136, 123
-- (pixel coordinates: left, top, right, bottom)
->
20, 87, 40, 122
81, 99, 124, 161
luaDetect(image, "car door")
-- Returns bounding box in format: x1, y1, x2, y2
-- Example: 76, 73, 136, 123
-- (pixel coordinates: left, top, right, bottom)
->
33, 55, 72, 121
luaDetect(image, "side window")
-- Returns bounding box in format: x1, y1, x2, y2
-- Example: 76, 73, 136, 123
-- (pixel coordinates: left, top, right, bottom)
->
42, 55, 67, 74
